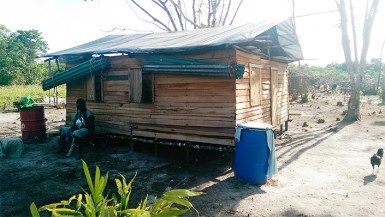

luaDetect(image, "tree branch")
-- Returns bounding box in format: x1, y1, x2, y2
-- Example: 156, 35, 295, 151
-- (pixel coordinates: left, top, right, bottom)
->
207, 0, 212, 27
156, 0, 179, 31
229, 0, 243, 25
336, 0, 354, 75
128, 0, 172, 31
174, 0, 185, 30
222, 0, 232, 26
192, 0, 197, 29
359, 0, 380, 66
349, 0, 359, 66
218, 0, 225, 26
211, 0, 220, 27
169, 0, 202, 28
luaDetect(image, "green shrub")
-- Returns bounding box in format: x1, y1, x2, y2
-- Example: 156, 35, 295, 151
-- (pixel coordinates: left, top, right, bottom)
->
301, 93, 309, 103
30, 160, 203, 217
0, 85, 66, 110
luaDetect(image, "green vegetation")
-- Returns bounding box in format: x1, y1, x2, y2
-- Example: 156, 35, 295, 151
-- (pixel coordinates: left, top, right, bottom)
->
0, 85, 66, 109
30, 160, 203, 217
289, 59, 384, 95
0, 24, 65, 86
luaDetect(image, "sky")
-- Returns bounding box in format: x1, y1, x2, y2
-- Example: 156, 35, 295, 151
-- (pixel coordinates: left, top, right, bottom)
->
0, 0, 384, 67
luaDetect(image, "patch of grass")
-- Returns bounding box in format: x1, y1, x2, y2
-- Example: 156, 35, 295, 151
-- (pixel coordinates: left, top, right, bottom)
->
0, 85, 66, 110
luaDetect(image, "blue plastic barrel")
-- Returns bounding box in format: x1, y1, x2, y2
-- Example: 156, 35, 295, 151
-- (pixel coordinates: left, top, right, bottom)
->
234, 122, 273, 185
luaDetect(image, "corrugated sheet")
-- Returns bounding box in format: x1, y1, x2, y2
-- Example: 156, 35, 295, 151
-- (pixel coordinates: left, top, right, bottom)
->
42, 56, 108, 90
141, 55, 245, 78
44, 18, 303, 62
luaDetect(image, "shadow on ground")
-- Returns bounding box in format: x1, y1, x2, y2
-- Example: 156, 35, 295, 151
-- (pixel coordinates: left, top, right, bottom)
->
363, 174, 377, 185
276, 120, 353, 171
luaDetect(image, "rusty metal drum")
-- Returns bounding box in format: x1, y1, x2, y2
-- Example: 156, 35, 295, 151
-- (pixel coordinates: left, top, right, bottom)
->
20, 106, 46, 144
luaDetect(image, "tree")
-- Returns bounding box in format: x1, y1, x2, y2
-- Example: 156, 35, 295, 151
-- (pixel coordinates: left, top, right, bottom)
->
0, 26, 48, 85
124, 0, 244, 31
0, 25, 13, 85
335, 0, 380, 121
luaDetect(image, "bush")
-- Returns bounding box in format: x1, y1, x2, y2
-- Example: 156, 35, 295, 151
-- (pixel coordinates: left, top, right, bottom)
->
30, 160, 203, 217
0, 85, 66, 110
301, 93, 309, 103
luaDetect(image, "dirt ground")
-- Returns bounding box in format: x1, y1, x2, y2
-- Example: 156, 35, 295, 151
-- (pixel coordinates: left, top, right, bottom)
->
1, 92, 385, 217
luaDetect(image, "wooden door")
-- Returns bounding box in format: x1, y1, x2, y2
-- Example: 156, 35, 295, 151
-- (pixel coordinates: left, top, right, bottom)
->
270, 67, 278, 127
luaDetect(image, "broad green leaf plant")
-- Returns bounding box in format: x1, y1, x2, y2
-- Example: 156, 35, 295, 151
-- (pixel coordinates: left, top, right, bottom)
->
30, 160, 203, 217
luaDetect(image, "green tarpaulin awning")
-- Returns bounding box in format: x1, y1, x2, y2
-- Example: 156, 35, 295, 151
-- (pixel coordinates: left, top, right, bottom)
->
42, 56, 108, 90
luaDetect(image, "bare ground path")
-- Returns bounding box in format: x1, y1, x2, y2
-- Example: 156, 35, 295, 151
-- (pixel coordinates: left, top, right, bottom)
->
0, 94, 384, 217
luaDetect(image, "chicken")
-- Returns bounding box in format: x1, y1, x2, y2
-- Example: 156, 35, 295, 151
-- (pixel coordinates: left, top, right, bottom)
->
370, 148, 384, 175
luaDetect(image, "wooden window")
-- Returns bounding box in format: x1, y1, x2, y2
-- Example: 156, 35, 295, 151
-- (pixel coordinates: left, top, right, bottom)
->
249, 64, 262, 106
141, 72, 153, 103
86, 72, 102, 101
128, 68, 153, 103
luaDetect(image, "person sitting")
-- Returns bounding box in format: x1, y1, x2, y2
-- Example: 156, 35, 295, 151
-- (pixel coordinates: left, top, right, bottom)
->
58, 98, 95, 158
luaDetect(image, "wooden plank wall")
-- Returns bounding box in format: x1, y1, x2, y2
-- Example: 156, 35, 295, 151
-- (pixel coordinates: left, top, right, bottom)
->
151, 74, 236, 145
65, 51, 237, 146
103, 56, 140, 103
235, 49, 289, 128
146, 49, 238, 145
66, 79, 85, 125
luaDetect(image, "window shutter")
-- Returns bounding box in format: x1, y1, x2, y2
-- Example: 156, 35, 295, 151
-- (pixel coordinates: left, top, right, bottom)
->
250, 65, 262, 106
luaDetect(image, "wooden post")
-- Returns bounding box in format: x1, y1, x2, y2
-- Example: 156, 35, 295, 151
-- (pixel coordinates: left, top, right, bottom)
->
55, 59, 60, 104
48, 60, 51, 105
130, 126, 135, 151
185, 146, 190, 164
154, 139, 158, 158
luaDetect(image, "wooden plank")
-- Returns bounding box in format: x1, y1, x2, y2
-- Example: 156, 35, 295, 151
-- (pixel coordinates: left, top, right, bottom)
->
150, 114, 234, 121
236, 83, 250, 90
249, 66, 262, 106
154, 105, 234, 115
236, 95, 249, 103
135, 124, 234, 137
103, 80, 129, 87
103, 70, 129, 76
236, 89, 250, 96
155, 101, 235, 108
178, 48, 236, 62
155, 82, 235, 90
155, 88, 234, 97
103, 95, 129, 102
236, 49, 262, 61
236, 109, 270, 120
236, 79, 249, 85
103, 85, 129, 92
236, 103, 270, 115
104, 91, 129, 97
155, 96, 235, 103
153, 118, 234, 128
108, 56, 140, 69
97, 116, 154, 124
132, 129, 234, 146
155, 74, 234, 84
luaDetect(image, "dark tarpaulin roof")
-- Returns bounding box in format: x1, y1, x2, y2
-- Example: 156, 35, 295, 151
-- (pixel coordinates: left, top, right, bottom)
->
45, 17, 303, 62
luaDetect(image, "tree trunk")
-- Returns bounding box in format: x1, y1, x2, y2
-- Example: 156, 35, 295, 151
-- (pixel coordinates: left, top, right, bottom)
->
344, 81, 361, 121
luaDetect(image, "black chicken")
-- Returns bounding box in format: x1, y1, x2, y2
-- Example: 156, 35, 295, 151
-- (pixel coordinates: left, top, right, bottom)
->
370, 148, 384, 175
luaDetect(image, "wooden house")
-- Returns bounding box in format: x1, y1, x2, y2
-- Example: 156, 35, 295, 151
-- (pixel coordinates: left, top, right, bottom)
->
42, 18, 303, 148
